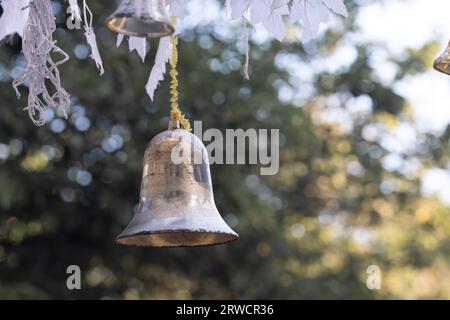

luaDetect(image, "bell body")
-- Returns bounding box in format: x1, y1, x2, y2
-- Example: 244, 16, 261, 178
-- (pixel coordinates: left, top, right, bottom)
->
106, 0, 175, 38
116, 127, 239, 247
434, 40, 450, 75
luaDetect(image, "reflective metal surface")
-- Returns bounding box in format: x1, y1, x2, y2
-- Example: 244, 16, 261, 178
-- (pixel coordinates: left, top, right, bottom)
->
116, 124, 239, 247
434, 40, 450, 75
106, 0, 174, 38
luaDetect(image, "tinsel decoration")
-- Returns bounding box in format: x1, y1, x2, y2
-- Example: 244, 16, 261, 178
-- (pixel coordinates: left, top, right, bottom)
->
168, 22, 191, 131
12, 0, 71, 126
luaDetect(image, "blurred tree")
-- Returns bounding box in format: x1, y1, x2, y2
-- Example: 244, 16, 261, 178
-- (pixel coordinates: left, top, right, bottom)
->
0, 0, 449, 299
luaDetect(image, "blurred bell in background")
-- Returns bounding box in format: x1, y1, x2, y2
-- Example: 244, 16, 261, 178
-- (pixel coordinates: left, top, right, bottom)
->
434, 40, 450, 75
106, 0, 175, 38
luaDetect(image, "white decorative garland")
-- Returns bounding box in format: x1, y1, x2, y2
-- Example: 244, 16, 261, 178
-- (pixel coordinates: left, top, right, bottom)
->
12, 0, 71, 126
0, 0, 348, 125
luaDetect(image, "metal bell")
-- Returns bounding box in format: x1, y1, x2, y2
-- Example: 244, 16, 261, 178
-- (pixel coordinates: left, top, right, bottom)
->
434, 40, 450, 75
116, 121, 239, 247
106, 0, 175, 38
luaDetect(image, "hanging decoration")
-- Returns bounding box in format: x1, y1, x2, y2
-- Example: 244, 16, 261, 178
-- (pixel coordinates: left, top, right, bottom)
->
288, 0, 348, 42
0, 0, 349, 125
0, 0, 30, 42
142, 0, 348, 99
106, 0, 175, 38
145, 36, 172, 100
105, 0, 177, 100
116, 29, 238, 247
225, 0, 348, 42
434, 40, 450, 75
67, 0, 81, 21
115, 123, 239, 247
12, 0, 71, 126
128, 37, 148, 62
243, 17, 250, 80
81, 0, 104, 75
115, 119, 240, 247
168, 25, 191, 131
1, 0, 103, 125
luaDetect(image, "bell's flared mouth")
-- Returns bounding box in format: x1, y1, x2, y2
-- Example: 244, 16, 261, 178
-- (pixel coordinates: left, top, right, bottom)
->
433, 59, 450, 75
106, 16, 175, 38
115, 230, 239, 248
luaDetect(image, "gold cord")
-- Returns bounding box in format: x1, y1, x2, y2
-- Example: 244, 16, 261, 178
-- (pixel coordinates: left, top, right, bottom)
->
169, 19, 191, 131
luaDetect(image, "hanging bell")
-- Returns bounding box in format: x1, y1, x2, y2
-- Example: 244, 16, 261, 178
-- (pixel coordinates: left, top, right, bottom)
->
106, 0, 175, 38
116, 121, 239, 247
434, 40, 450, 75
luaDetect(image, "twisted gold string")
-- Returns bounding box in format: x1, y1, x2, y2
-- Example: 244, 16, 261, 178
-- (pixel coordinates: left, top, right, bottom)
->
169, 18, 191, 131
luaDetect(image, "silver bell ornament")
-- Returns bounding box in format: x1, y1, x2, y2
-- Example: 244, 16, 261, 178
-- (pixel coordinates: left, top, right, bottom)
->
116, 121, 239, 247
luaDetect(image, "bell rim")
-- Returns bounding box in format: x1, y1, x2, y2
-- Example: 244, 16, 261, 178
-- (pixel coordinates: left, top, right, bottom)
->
106, 16, 175, 38
115, 229, 239, 248
433, 60, 450, 75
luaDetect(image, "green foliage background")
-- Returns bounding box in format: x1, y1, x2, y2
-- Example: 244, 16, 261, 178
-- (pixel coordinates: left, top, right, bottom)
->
0, 0, 449, 299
